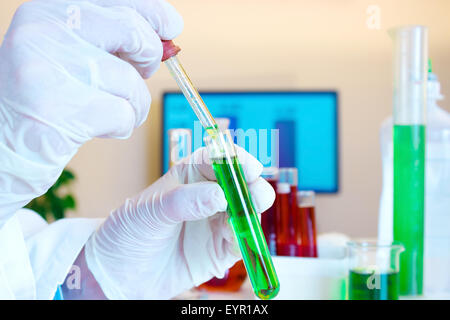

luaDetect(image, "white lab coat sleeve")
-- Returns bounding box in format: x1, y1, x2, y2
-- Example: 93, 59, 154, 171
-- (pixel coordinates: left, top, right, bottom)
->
0, 214, 36, 299
16, 209, 104, 299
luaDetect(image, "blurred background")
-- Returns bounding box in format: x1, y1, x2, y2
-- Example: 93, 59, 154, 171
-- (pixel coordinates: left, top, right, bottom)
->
1, 0, 449, 237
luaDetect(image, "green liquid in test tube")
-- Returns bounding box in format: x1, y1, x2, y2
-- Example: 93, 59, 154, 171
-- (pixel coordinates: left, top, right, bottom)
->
161, 41, 280, 299
207, 129, 279, 299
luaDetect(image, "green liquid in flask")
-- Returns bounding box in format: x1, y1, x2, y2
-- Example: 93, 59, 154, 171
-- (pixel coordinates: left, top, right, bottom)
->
349, 269, 399, 300
212, 156, 280, 300
393, 124, 425, 296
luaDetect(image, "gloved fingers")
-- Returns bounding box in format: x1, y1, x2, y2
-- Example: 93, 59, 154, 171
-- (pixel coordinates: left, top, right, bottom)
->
211, 178, 275, 258
160, 181, 227, 224
90, 0, 184, 40
68, 2, 165, 78
215, 214, 241, 257
183, 214, 241, 286
179, 145, 263, 184
180, 178, 274, 260
92, 95, 136, 139
64, 84, 137, 139
212, 178, 275, 244
235, 145, 264, 182
247, 177, 276, 214
93, 54, 151, 127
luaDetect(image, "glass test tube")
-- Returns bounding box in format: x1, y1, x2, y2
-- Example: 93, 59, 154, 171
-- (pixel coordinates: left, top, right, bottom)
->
276, 168, 300, 257
162, 41, 279, 299
297, 191, 318, 258
261, 167, 279, 255
197, 117, 248, 293
205, 131, 280, 300
390, 25, 427, 296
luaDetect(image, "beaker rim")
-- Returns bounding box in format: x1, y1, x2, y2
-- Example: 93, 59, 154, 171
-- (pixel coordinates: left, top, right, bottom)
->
347, 240, 404, 250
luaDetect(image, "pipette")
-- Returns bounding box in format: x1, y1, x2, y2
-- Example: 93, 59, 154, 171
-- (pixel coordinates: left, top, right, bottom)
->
162, 40, 280, 300
162, 41, 217, 135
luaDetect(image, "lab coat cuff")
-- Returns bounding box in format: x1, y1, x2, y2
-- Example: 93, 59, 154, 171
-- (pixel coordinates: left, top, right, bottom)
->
25, 218, 104, 299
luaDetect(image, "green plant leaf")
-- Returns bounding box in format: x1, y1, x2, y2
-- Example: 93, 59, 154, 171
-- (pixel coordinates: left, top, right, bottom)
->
63, 195, 76, 210
24, 168, 77, 221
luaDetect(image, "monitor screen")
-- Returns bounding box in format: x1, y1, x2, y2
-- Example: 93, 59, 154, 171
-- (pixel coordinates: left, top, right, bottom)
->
162, 91, 339, 193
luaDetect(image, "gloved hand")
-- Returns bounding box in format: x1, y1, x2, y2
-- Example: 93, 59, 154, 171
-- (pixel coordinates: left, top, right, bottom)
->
85, 147, 275, 300
0, 0, 183, 225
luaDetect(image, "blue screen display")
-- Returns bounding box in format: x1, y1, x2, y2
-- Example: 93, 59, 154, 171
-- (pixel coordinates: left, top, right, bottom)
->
162, 91, 339, 193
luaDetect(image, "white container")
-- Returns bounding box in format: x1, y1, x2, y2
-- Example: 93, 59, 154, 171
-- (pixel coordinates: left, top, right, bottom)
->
272, 249, 347, 300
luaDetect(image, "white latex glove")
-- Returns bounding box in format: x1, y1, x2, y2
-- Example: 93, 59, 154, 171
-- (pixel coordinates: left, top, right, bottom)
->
85, 147, 275, 300
0, 0, 183, 225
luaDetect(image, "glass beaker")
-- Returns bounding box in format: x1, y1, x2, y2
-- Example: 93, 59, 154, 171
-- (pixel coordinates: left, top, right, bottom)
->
347, 241, 404, 300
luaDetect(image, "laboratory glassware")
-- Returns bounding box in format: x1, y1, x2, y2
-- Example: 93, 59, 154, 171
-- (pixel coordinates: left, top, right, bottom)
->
348, 241, 404, 300
261, 167, 279, 255
204, 131, 280, 300
162, 41, 279, 299
197, 117, 248, 293
390, 25, 427, 296
276, 168, 300, 257
297, 191, 318, 257
215, 117, 231, 132
379, 61, 450, 295
168, 129, 192, 168
162, 41, 216, 131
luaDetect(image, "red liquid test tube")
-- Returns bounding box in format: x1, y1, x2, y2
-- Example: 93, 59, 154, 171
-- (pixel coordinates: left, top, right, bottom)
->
261, 167, 279, 255
276, 168, 301, 257
296, 191, 318, 257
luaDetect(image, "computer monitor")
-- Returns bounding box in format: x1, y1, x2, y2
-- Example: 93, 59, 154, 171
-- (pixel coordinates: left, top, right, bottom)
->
162, 91, 339, 193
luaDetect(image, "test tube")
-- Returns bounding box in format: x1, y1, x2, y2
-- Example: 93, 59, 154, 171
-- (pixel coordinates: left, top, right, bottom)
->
168, 129, 192, 168
215, 117, 231, 131
297, 191, 318, 258
260, 167, 279, 255
162, 41, 279, 299
276, 168, 300, 257
204, 131, 280, 300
